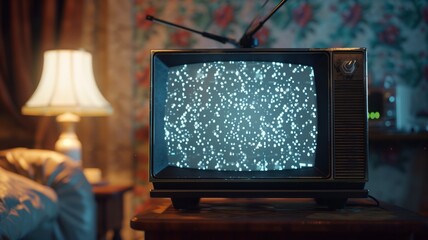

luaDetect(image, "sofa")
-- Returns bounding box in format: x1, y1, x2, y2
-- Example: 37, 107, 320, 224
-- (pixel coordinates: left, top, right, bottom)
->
0, 148, 96, 240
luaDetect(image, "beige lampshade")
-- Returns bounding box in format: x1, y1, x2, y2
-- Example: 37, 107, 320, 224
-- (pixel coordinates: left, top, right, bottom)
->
22, 50, 112, 116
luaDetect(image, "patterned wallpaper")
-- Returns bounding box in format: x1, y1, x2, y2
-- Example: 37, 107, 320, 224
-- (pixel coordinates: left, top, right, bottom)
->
132, 0, 428, 202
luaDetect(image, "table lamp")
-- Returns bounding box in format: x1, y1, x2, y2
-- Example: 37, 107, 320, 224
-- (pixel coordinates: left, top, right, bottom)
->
22, 49, 112, 167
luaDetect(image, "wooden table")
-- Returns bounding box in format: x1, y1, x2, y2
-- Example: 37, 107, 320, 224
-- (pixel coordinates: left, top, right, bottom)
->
93, 184, 133, 240
131, 198, 428, 240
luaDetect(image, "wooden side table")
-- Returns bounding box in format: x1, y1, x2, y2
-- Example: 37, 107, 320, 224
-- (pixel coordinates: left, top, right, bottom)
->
131, 198, 428, 240
93, 184, 133, 240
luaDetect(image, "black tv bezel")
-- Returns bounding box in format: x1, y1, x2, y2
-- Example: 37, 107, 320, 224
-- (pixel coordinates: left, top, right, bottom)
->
150, 49, 332, 180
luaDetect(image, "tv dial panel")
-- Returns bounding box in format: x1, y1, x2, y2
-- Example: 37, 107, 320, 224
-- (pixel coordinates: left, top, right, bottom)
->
333, 53, 365, 80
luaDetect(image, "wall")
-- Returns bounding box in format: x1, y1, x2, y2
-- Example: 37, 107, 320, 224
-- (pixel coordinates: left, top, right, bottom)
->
80, 1, 135, 239
77, 0, 134, 185
133, 0, 428, 214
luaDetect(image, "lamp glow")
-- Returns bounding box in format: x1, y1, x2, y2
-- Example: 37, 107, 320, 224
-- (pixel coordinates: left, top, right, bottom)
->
22, 50, 112, 165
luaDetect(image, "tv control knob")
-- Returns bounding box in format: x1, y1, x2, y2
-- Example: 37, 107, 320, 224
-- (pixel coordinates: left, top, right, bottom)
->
341, 60, 357, 75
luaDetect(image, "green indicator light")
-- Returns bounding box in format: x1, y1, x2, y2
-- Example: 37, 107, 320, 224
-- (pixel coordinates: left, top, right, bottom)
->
375, 112, 380, 119
368, 112, 381, 120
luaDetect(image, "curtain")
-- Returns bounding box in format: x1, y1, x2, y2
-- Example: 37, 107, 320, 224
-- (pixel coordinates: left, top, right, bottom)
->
0, 0, 84, 149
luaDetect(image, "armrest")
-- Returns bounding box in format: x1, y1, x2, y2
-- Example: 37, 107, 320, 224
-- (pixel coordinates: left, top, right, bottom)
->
0, 148, 96, 240
0, 167, 58, 239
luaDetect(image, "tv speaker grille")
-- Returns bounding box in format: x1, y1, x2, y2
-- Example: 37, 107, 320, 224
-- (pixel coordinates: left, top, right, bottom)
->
333, 79, 367, 179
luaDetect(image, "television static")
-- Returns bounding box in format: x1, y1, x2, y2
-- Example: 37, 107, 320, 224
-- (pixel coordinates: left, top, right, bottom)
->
164, 61, 318, 172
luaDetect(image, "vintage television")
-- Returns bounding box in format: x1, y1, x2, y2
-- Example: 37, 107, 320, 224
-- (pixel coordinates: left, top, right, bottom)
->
150, 48, 368, 209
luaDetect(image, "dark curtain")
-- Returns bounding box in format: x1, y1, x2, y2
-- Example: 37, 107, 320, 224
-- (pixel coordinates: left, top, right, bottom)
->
0, 0, 84, 149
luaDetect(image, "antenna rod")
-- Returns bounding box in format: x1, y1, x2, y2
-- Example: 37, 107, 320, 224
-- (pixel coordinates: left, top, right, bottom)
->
239, 0, 289, 48
146, 15, 239, 47
248, 0, 288, 37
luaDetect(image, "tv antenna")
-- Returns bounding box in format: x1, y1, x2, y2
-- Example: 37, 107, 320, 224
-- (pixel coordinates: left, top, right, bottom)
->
146, 0, 289, 48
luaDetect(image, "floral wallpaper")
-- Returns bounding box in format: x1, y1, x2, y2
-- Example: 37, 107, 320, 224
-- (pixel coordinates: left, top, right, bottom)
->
132, 0, 428, 205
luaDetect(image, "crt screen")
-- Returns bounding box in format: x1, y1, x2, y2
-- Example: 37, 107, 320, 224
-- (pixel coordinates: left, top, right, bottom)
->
163, 61, 318, 171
